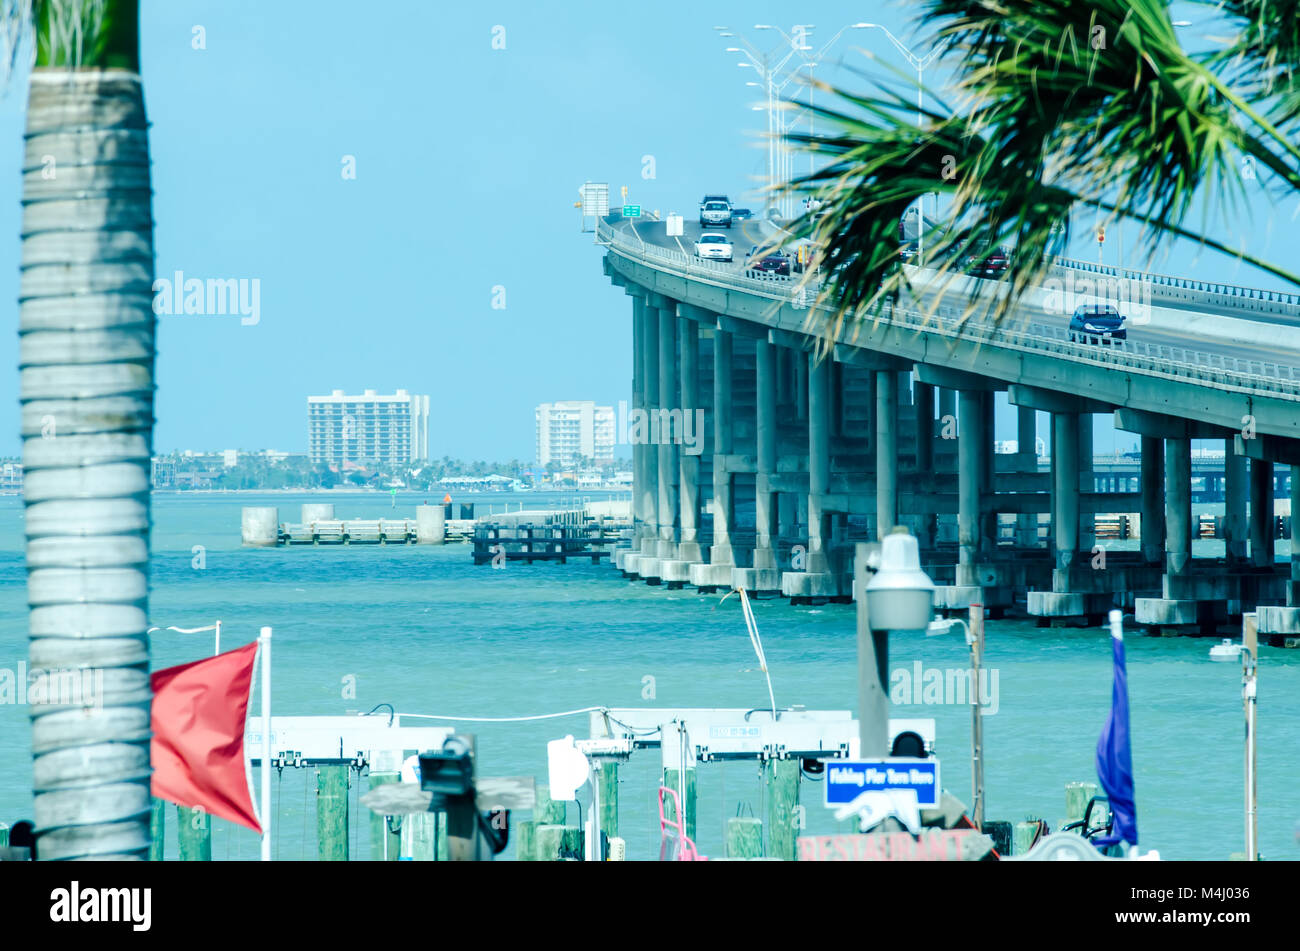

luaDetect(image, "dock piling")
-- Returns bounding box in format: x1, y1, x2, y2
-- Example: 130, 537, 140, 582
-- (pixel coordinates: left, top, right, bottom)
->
317, 765, 350, 861
177, 805, 211, 861
725, 816, 763, 858
149, 798, 165, 861
662, 767, 697, 843
764, 758, 800, 861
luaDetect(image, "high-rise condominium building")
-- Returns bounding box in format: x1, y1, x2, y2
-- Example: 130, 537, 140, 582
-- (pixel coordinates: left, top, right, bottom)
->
308, 389, 429, 465
535, 401, 614, 467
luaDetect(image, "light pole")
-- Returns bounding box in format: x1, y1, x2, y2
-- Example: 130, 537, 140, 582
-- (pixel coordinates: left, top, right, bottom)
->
720, 24, 871, 220
856, 530, 936, 757
927, 608, 987, 831
859, 23, 949, 261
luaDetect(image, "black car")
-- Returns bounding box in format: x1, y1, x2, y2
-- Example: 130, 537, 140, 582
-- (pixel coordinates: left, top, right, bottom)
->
1069, 303, 1127, 343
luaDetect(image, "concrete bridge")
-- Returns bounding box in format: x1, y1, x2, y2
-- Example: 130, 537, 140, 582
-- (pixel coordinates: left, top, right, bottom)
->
596, 213, 1300, 643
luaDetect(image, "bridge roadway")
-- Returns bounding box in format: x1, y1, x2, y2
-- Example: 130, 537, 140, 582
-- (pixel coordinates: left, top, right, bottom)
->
597, 212, 1300, 642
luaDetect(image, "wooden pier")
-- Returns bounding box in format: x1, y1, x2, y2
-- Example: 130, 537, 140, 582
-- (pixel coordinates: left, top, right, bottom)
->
472, 523, 618, 565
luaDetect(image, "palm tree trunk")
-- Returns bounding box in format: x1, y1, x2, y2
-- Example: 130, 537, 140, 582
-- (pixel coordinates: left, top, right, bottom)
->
21, 0, 154, 860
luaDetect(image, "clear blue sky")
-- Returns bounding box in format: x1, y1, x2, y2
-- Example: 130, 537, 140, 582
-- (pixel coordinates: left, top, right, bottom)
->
0, 1, 1290, 460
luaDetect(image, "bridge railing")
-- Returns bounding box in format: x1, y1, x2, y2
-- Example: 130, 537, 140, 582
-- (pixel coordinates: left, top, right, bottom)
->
598, 218, 1300, 399
1053, 255, 1300, 308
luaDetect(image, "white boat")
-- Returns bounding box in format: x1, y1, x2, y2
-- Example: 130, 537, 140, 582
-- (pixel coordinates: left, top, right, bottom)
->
1209, 639, 1243, 662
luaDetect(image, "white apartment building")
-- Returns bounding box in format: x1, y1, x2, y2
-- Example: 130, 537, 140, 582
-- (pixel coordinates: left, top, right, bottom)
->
308, 389, 430, 465
535, 401, 614, 467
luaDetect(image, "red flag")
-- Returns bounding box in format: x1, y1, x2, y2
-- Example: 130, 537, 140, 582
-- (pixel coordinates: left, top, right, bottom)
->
150, 640, 262, 833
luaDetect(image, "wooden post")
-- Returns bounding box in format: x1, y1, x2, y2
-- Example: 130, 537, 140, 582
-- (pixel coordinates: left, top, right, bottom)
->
662, 767, 697, 842
1013, 820, 1041, 855
1065, 781, 1099, 828
517, 782, 565, 860
764, 758, 800, 861
533, 823, 568, 860
1243, 612, 1259, 862
401, 812, 442, 860
726, 817, 763, 858
595, 761, 619, 844
367, 771, 401, 860
177, 805, 211, 861
149, 798, 165, 861
317, 765, 350, 861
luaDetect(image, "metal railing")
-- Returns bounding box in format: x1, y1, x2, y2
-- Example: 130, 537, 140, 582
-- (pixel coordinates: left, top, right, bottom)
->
598, 218, 1300, 400
1053, 256, 1300, 311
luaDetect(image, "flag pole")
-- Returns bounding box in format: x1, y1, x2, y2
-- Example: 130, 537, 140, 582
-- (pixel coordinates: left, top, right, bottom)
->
260, 626, 272, 861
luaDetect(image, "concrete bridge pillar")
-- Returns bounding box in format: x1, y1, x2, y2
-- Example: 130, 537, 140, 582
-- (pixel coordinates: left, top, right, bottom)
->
875, 370, 899, 538
1051, 412, 1081, 592
956, 389, 986, 587
630, 294, 648, 551
913, 382, 936, 548
795, 350, 808, 420
656, 304, 679, 565
638, 296, 660, 559
807, 353, 832, 573
1140, 435, 1164, 565
1249, 457, 1274, 569
1291, 465, 1300, 606
710, 330, 734, 566
675, 315, 703, 565
753, 339, 778, 571
1078, 415, 1095, 551
980, 392, 997, 549
1016, 407, 1039, 547
1165, 436, 1192, 578
1225, 439, 1247, 566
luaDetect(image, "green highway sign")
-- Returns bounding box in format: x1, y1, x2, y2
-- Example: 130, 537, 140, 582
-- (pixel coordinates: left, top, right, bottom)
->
623, 204, 641, 218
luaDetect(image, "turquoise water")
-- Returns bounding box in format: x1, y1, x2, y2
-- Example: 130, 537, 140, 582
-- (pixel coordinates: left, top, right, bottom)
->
1, 491, 1297, 860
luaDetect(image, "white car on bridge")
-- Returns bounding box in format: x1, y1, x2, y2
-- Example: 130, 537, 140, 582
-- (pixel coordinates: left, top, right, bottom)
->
695, 232, 734, 262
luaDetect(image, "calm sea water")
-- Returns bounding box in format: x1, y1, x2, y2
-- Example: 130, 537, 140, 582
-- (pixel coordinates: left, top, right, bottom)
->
0, 491, 1296, 860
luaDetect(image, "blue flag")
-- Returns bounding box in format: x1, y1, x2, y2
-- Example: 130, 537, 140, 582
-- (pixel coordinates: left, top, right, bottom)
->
1094, 619, 1137, 848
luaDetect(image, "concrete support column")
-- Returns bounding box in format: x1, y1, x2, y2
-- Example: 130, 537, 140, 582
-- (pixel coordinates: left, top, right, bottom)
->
753, 339, 778, 569
875, 370, 899, 538
1165, 437, 1192, 578
807, 354, 831, 573
1140, 435, 1164, 565
710, 330, 734, 565
980, 391, 997, 549
1249, 458, 1274, 569
913, 382, 935, 548
677, 317, 702, 562
657, 307, 679, 550
1051, 412, 1080, 591
631, 296, 647, 545
1224, 439, 1247, 566
790, 348, 800, 420
1016, 407, 1038, 547
1078, 416, 1095, 550
640, 301, 660, 545
1290, 465, 1300, 605
956, 390, 986, 586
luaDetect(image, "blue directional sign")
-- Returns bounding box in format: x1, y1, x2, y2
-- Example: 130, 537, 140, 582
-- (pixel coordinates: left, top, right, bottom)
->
824, 758, 940, 808
623, 204, 641, 218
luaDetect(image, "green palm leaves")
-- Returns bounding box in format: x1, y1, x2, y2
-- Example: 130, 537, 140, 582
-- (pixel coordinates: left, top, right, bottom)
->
786, 0, 1300, 341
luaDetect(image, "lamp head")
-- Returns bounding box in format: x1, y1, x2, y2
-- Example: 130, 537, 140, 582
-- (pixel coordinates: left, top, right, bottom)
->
864, 529, 935, 632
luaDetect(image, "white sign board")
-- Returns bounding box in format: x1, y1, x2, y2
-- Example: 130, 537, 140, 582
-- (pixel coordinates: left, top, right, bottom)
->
245, 715, 454, 769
